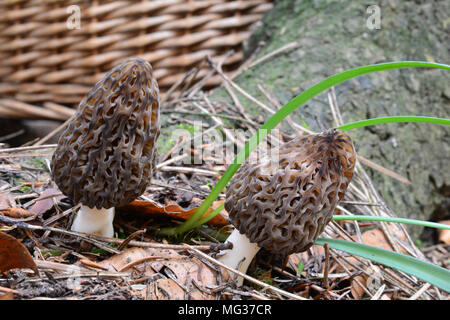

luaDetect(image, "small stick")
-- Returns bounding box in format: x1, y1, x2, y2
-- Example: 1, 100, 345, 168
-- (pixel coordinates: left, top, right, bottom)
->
0, 215, 120, 254
0, 129, 25, 142
117, 229, 146, 251
118, 256, 164, 272
0, 152, 53, 159
323, 242, 330, 289
357, 155, 411, 185
185, 244, 307, 300
0, 286, 21, 294
91, 236, 212, 252
248, 41, 299, 70
0, 144, 57, 153
42, 204, 80, 226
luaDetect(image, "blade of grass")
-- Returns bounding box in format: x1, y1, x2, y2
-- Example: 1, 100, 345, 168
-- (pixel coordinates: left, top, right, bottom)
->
158, 61, 450, 236
332, 215, 450, 230
315, 238, 450, 292
192, 202, 225, 229
337, 116, 450, 131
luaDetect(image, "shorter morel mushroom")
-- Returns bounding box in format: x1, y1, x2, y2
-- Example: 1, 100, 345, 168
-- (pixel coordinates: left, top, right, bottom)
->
219, 129, 356, 285
51, 58, 160, 237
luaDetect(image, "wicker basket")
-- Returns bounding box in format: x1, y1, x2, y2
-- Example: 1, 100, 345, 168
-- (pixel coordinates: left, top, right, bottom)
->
0, 0, 273, 120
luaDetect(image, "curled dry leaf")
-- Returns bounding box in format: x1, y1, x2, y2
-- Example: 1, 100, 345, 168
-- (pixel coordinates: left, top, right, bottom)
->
0, 231, 39, 276
121, 199, 228, 226
437, 220, 450, 244
98, 247, 230, 300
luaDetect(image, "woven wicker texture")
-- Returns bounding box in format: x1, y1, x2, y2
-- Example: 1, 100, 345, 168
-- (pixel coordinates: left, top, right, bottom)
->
0, 0, 273, 120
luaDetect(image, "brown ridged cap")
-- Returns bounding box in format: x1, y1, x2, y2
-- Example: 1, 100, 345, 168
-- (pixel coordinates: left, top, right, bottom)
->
51, 58, 160, 209
225, 129, 356, 255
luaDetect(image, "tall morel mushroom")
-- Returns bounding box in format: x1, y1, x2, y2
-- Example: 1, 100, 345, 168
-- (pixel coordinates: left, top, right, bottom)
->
219, 129, 356, 285
51, 58, 160, 237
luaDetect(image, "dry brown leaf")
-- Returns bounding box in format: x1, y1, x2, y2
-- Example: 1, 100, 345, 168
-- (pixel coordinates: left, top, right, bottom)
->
0, 231, 39, 275
350, 274, 368, 299
29, 188, 64, 215
98, 247, 230, 300
0, 208, 34, 219
0, 292, 14, 300
121, 199, 229, 226
437, 220, 450, 244
358, 229, 394, 251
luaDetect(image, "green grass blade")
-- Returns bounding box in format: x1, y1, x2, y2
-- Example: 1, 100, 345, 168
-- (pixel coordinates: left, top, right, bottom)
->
158, 61, 450, 236
332, 215, 450, 230
192, 202, 225, 229
337, 116, 450, 131
315, 238, 450, 292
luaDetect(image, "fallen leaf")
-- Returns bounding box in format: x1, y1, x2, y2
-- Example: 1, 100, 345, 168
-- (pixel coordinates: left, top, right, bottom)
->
437, 220, 450, 244
0, 208, 34, 219
121, 199, 229, 226
29, 188, 64, 215
358, 229, 394, 251
350, 274, 367, 300
98, 247, 230, 300
0, 292, 14, 300
0, 231, 39, 275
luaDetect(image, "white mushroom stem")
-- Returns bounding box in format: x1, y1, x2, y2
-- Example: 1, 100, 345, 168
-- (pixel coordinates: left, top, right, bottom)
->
70, 205, 115, 237
218, 228, 261, 286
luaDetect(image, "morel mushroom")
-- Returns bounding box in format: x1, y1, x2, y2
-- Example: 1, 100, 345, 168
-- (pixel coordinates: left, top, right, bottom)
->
51, 58, 160, 237
219, 129, 356, 285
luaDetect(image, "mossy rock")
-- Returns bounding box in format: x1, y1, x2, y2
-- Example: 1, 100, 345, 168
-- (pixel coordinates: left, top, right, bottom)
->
210, 0, 450, 239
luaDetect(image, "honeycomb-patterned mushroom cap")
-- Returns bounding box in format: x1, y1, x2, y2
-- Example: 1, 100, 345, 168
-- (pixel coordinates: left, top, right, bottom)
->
225, 129, 356, 255
51, 58, 160, 209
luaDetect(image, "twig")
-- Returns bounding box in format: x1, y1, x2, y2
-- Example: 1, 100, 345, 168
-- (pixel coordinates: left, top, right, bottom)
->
248, 41, 299, 70
0, 129, 25, 142
43, 204, 80, 226
323, 242, 330, 289
0, 286, 21, 294
185, 244, 308, 300
91, 236, 212, 252
162, 109, 258, 125
0, 144, 57, 153
117, 229, 146, 251
118, 256, 164, 272
0, 215, 120, 254
357, 155, 411, 185
161, 68, 198, 105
